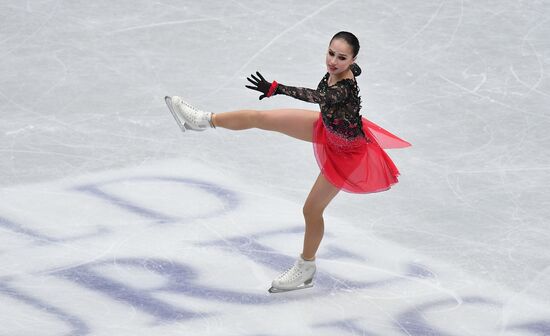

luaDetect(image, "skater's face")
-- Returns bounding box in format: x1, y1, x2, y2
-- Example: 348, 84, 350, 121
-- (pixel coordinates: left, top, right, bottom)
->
326, 38, 356, 77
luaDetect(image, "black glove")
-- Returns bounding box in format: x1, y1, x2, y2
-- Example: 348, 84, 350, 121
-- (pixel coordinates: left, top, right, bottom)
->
245, 71, 278, 100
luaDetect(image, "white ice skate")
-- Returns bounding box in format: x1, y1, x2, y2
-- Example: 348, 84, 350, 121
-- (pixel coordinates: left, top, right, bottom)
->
268, 256, 316, 293
164, 96, 214, 132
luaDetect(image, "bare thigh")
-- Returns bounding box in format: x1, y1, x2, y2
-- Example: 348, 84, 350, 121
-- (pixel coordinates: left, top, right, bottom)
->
257, 109, 319, 142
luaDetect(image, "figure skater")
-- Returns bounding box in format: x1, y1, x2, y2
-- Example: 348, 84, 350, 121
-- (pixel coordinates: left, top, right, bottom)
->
164, 31, 411, 293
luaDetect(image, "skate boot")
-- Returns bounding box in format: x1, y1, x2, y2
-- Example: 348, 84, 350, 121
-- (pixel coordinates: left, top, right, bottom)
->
164, 96, 214, 132
268, 255, 316, 293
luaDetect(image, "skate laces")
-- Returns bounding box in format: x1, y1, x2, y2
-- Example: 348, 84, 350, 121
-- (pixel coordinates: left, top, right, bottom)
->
181, 100, 200, 113
178, 99, 209, 125
277, 260, 308, 282
277, 267, 300, 282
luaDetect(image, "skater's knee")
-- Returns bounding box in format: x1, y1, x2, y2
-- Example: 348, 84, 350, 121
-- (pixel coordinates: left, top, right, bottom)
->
255, 110, 288, 130
303, 203, 324, 220
235, 109, 262, 128
254, 110, 271, 128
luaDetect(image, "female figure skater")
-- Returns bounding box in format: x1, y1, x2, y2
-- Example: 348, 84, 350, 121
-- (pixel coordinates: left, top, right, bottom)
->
165, 31, 411, 293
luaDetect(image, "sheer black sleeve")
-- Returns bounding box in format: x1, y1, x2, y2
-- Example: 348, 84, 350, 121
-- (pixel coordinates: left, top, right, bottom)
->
276, 82, 351, 105
274, 75, 365, 140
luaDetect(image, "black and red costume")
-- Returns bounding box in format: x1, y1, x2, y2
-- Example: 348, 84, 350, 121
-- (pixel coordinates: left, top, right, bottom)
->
248, 71, 411, 193
278, 73, 410, 193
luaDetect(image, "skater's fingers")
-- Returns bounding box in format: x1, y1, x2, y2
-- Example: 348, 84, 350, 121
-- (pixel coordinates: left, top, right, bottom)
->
256, 72, 266, 82
245, 85, 260, 91
246, 77, 260, 86
259, 94, 267, 100
250, 74, 261, 83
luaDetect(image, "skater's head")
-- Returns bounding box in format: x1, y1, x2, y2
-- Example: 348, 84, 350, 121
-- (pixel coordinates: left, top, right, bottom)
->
327, 31, 360, 76
331, 31, 360, 57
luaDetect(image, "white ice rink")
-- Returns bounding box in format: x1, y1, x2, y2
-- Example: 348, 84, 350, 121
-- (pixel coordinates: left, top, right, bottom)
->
1, 1, 549, 335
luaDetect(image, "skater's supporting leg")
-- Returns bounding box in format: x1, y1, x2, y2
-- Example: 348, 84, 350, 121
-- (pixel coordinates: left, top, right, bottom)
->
302, 173, 340, 261
212, 109, 319, 142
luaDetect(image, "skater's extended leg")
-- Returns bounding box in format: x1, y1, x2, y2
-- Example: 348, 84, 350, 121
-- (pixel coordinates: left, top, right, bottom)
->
164, 97, 318, 140
212, 109, 319, 142
302, 173, 340, 261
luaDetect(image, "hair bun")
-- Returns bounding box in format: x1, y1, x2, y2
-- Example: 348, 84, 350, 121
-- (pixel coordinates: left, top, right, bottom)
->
350, 63, 362, 76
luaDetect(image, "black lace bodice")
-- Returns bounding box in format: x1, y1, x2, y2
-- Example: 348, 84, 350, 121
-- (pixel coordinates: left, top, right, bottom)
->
276, 73, 364, 140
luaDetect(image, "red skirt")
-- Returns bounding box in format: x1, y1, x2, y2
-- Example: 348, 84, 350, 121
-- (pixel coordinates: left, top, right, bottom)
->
312, 117, 411, 193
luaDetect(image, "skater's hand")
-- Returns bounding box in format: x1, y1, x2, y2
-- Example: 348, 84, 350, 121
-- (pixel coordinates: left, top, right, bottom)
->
245, 71, 278, 100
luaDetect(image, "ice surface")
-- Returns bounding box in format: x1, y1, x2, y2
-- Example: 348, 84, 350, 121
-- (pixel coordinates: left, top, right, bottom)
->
1, 0, 549, 335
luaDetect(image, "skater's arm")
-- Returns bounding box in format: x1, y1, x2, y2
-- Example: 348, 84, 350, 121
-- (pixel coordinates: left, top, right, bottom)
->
276, 83, 351, 105
245, 71, 351, 104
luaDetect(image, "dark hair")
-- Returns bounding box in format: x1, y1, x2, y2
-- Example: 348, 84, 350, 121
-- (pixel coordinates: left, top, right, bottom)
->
331, 31, 362, 76
331, 31, 360, 57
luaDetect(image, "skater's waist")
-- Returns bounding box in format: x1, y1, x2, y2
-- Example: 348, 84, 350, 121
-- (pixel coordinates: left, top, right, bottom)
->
324, 126, 371, 151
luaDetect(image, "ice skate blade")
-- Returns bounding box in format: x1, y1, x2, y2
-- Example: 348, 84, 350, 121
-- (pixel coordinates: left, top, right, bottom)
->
268, 281, 314, 294
164, 96, 187, 132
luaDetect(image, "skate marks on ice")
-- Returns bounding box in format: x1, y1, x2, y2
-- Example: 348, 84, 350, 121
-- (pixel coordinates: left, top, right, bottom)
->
0, 160, 549, 335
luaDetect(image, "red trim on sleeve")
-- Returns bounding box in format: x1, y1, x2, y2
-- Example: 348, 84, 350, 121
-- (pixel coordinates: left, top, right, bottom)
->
267, 81, 278, 97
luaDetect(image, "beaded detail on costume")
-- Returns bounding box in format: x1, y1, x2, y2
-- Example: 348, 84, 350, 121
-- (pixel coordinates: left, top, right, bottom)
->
276, 73, 365, 141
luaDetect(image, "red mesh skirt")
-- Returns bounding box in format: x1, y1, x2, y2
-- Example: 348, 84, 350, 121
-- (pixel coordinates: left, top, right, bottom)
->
312, 117, 411, 193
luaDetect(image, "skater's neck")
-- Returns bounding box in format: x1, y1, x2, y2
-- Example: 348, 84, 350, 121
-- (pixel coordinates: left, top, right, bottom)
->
328, 69, 354, 86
